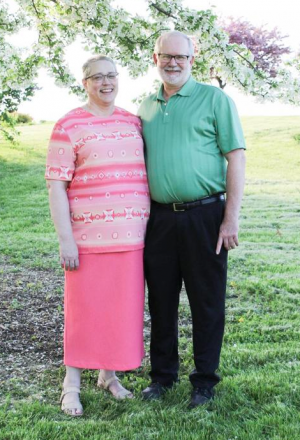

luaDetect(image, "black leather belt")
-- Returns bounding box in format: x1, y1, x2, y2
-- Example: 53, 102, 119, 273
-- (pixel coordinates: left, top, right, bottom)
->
152, 194, 225, 212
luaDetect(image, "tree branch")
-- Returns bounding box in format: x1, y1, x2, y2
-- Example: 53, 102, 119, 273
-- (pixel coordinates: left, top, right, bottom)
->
31, 0, 53, 58
216, 76, 226, 89
120, 28, 169, 47
149, 3, 177, 19
232, 48, 258, 71
31, 0, 40, 18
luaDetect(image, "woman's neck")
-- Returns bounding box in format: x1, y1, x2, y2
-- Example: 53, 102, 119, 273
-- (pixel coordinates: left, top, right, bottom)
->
84, 100, 115, 117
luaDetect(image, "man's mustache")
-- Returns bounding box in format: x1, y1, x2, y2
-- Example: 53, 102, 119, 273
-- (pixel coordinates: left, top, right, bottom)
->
164, 67, 181, 72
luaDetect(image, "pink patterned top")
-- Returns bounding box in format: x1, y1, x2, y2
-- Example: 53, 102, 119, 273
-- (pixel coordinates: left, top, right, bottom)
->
45, 107, 150, 254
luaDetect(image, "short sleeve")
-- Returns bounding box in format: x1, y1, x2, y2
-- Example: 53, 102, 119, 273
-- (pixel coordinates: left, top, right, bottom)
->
137, 99, 146, 121
214, 93, 246, 155
45, 122, 75, 181
132, 115, 143, 134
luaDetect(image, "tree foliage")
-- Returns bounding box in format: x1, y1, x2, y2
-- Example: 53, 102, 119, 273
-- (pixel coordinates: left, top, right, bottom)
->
1, 0, 300, 141
212, 17, 291, 89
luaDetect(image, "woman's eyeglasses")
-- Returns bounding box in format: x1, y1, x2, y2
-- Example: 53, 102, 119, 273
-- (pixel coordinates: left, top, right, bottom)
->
85, 72, 119, 82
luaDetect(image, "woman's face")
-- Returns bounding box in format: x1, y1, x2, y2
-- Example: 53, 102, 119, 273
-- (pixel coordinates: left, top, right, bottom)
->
82, 60, 119, 106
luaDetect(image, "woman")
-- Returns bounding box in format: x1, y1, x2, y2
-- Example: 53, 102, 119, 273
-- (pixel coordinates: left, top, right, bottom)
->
45, 55, 150, 416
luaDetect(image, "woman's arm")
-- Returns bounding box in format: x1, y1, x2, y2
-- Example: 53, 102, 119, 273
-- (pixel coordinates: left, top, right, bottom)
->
47, 180, 79, 271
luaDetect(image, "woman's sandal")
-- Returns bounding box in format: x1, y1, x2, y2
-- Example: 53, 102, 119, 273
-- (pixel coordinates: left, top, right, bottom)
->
97, 375, 134, 400
60, 386, 83, 416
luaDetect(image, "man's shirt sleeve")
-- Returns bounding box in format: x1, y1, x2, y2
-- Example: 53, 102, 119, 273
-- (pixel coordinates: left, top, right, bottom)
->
214, 92, 246, 155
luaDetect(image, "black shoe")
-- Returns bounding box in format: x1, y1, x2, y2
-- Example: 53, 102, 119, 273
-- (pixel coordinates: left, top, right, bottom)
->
142, 382, 170, 401
189, 387, 214, 409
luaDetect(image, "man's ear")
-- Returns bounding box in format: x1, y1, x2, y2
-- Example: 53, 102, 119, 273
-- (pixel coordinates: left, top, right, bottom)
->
153, 53, 158, 65
189, 56, 195, 67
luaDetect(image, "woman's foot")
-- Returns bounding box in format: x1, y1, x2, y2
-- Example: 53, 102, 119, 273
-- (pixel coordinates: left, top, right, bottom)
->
60, 386, 83, 416
61, 367, 83, 416
97, 371, 133, 400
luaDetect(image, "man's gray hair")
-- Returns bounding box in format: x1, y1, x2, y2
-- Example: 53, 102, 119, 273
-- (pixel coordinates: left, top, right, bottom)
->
154, 31, 195, 56
82, 55, 117, 79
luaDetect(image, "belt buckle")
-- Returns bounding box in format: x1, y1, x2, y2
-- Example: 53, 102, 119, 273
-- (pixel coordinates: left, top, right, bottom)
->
173, 202, 185, 212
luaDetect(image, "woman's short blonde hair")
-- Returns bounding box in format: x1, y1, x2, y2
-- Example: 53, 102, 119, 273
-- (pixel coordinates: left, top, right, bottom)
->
82, 55, 117, 79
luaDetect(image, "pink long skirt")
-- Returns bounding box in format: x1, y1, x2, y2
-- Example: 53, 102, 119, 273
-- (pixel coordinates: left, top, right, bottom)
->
64, 250, 144, 370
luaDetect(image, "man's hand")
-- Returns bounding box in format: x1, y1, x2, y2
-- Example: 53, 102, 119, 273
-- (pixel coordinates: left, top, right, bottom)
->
59, 238, 79, 271
216, 217, 239, 254
216, 148, 246, 255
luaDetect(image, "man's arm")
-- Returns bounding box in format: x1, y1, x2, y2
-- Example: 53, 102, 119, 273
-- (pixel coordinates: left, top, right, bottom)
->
216, 148, 246, 255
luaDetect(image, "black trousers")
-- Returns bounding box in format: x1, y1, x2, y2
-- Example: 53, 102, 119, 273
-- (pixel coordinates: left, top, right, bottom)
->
144, 199, 228, 389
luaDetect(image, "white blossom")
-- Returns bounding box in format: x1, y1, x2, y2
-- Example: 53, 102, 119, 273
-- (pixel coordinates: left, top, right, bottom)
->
1, 0, 300, 140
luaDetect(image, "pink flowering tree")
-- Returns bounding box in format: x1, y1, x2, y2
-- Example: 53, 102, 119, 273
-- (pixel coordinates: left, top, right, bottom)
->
212, 17, 291, 89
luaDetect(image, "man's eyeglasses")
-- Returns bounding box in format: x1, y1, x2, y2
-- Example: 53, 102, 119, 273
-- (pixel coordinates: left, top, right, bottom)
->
84, 72, 119, 82
158, 54, 190, 63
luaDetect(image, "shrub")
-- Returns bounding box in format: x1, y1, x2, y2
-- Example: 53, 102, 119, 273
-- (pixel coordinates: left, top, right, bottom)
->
11, 112, 34, 124
293, 134, 300, 143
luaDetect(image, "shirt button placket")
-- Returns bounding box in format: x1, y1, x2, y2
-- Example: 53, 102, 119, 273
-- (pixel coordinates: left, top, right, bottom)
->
163, 102, 170, 124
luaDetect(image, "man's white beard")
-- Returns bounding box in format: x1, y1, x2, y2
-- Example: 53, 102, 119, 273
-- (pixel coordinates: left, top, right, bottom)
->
158, 67, 190, 86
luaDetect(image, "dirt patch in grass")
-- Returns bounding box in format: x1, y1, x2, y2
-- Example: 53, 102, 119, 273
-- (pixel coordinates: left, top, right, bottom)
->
0, 260, 65, 392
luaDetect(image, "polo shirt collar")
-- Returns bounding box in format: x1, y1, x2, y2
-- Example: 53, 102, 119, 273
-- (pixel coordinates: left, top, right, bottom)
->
155, 76, 196, 102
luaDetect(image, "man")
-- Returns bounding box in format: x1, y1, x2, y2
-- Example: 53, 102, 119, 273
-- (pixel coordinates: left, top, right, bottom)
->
138, 31, 246, 408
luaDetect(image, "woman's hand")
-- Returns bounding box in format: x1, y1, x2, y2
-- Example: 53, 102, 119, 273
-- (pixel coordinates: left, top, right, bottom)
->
59, 237, 79, 271
47, 180, 79, 271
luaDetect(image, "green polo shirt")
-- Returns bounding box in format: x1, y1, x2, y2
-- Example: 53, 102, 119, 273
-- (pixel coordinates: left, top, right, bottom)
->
138, 76, 245, 203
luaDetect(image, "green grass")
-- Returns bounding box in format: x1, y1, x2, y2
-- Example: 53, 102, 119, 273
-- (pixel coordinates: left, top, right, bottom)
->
1, 117, 300, 439
0, 124, 57, 269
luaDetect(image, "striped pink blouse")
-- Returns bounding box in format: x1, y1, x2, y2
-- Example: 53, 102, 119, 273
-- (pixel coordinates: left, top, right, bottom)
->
45, 107, 150, 254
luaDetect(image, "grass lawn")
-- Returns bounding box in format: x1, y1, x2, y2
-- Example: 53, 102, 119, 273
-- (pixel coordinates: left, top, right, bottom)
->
0, 117, 300, 440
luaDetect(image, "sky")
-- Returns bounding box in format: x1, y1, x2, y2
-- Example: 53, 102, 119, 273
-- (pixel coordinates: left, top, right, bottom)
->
13, 0, 300, 120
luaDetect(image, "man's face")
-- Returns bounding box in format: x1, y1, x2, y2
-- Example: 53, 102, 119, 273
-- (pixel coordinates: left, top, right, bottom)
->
153, 36, 194, 88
